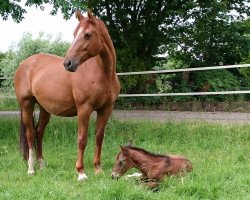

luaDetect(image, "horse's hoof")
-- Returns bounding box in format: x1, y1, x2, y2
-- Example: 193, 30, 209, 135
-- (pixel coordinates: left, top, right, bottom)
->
78, 173, 88, 181
95, 169, 103, 175
38, 159, 45, 170
27, 170, 35, 176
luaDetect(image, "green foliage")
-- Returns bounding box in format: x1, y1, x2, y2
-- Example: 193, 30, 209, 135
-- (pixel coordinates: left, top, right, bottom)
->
239, 67, 250, 82
169, 9, 250, 67
0, 117, 250, 199
240, 16, 250, 81
146, 59, 247, 103
154, 59, 186, 94
0, 0, 87, 22
0, 98, 18, 111
190, 70, 243, 101
0, 52, 7, 87
0, 0, 26, 22
0, 32, 69, 92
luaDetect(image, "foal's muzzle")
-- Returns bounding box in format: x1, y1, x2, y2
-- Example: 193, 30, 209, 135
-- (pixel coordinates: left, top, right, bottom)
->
63, 59, 79, 72
111, 172, 120, 180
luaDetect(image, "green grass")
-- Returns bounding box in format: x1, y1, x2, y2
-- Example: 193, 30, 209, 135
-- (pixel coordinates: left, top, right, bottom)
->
0, 116, 249, 199
0, 98, 19, 111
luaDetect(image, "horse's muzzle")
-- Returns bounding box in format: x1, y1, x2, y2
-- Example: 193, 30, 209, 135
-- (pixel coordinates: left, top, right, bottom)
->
63, 59, 79, 72
111, 172, 120, 180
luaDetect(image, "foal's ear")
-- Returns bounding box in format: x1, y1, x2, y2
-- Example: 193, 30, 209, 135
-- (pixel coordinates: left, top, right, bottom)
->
120, 146, 129, 156
126, 140, 133, 147
75, 10, 84, 21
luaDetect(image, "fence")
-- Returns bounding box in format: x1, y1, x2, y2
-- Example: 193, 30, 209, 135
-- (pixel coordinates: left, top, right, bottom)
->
0, 64, 250, 99
118, 64, 250, 97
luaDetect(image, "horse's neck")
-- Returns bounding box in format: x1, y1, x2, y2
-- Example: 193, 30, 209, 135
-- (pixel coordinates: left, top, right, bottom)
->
99, 26, 116, 76
99, 44, 115, 74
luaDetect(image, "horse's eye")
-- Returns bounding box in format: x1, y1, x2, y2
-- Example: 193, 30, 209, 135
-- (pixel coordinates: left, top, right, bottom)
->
119, 160, 124, 166
84, 33, 91, 39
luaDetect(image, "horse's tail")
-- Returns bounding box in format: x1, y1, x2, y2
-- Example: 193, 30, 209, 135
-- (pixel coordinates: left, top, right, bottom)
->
19, 110, 29, 160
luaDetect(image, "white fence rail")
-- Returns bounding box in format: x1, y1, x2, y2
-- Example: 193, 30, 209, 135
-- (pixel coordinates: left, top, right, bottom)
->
117, 64, 250, 75
1, 64, 250, 98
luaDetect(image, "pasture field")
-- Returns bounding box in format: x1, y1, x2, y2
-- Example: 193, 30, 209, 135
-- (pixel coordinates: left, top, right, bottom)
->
0, 98, 19, 111
0, 116, 249, 200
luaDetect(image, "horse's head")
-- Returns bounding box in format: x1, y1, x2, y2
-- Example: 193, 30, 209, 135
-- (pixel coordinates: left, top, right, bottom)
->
111, 145, 135, 180
63, 10, 103, 72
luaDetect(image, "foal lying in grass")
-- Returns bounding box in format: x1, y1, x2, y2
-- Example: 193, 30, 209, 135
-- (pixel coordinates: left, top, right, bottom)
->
111, 142, 193, 188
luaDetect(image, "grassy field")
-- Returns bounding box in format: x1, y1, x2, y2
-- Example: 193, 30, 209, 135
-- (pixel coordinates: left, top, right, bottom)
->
0, 116, 249, 200
0, 98, 19, 111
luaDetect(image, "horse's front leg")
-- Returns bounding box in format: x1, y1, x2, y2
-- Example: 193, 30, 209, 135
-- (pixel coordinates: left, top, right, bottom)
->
94, 105, 113, 174
76, 107, 92, 181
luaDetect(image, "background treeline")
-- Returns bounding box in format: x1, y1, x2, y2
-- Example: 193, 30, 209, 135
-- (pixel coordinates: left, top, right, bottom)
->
0, 1, 250, 108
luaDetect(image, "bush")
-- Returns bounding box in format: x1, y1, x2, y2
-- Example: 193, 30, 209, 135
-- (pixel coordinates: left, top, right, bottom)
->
190, 70, 244, 101
0, 32, 70, 92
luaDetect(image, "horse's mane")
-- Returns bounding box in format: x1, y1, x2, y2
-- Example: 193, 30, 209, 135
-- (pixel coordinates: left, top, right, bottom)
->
125, 146, 169, 158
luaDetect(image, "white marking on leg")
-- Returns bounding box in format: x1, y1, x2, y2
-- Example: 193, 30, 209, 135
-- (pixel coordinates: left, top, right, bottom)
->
125, 172, 142, 179
78, 173, 88, 181
27, 149, 35, 175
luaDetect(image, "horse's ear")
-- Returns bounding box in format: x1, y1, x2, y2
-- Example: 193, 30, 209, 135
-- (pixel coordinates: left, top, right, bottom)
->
87, 9, 95, 22
126, 140, 133, 147
120, 146, 129, 156
75, 10, 84, 21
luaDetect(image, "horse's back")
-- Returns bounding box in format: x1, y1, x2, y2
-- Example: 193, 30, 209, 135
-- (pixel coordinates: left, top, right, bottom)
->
167, 155, 193, 174
14, 53, 64, 99
15, 53, 63, 82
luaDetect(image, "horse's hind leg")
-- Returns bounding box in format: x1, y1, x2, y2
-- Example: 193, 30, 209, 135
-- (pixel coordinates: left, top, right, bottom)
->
36, 106, 51, 170
20, 99, 36, 174
94, 105, 113, 174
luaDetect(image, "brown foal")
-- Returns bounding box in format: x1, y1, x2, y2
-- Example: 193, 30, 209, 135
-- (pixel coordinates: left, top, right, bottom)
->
112, 142, 192, 187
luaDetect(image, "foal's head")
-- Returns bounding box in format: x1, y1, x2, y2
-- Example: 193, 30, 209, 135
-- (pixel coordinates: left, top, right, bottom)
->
63, 10, 103, 72
111, 146, 135, 180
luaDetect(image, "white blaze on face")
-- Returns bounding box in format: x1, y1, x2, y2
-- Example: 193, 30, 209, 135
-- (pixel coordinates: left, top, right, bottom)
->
72, 27, 84, 45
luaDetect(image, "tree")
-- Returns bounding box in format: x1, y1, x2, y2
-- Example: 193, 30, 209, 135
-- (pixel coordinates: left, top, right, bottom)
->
168, 3, 250, 67
0, 0, 87, 22
1, 0, 249, 94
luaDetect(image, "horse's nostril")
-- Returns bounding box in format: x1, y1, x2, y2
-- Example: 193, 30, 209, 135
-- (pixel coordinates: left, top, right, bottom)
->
64, 60, 72, 68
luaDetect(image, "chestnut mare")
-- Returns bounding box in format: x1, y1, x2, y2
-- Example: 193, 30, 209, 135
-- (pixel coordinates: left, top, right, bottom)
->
112, 142, 192, 187
14, 10, 120, 181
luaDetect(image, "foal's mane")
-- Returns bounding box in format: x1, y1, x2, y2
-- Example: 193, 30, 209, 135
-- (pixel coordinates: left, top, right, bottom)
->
125, 146, 168, 158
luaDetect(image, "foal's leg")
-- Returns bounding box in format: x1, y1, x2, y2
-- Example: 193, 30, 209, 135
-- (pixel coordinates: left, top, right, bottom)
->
94, 105, 113, 174
21, 100, 36, 175
36, 106, 51, 170
76, 106, 93, 181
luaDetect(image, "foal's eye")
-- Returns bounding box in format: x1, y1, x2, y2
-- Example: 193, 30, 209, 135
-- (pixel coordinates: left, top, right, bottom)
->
84, 33, 91, 39
119, 160, 124, 166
